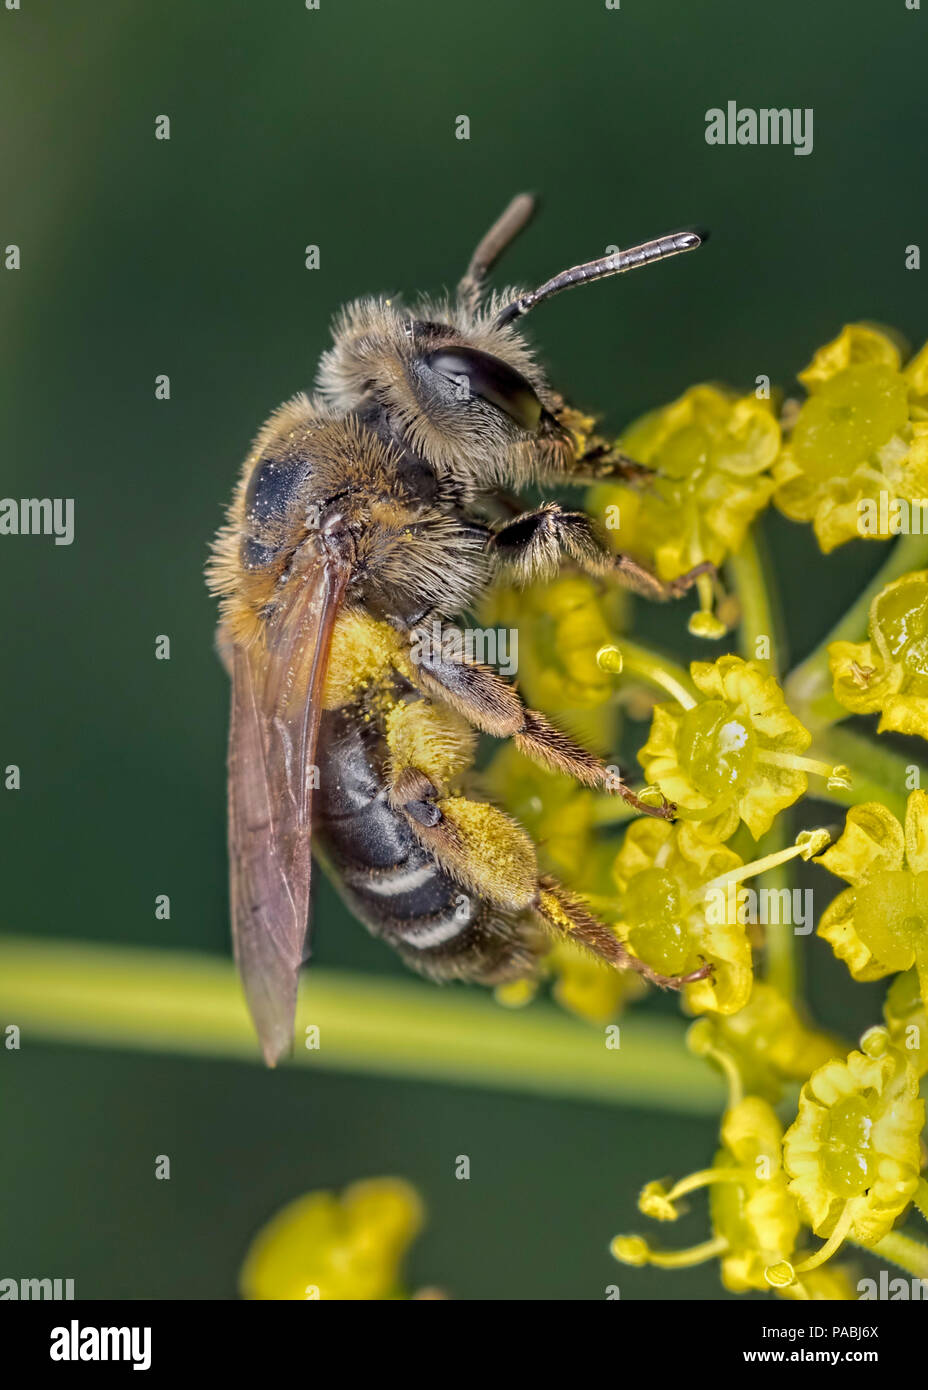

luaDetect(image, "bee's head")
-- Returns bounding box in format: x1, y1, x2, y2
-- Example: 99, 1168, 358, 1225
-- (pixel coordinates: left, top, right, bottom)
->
316, 297, 555, 487
316, 196, 705, 488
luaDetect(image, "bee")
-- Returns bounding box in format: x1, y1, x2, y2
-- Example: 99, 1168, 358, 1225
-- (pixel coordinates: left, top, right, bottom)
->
208, 194, 713, 1065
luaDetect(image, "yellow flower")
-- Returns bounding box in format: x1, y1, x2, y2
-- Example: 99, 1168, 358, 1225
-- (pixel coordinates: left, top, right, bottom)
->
774, 324, 928, 553
589, 386, 779, 635
240, 1178, 423, 1300
482, 571, 624, 749
544, 938, 647, 1023
709, 1098, 802, 1292
608, 817, 827, 1017
612, 1096, 802, 1294
609, 822, 826, 1016
779, 1029, 924, 1271
883, 967, 928, 1079
829, 570, 928, 736
639, 654, 835, 841
590, 386, 779, 573
817, 791, 928, 1002
611, 819, 751, 1014
687, 982, 843, 1103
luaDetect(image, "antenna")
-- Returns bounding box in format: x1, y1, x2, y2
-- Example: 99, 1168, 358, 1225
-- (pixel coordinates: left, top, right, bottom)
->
494, 228, 708, 327
458, 193, 537, 314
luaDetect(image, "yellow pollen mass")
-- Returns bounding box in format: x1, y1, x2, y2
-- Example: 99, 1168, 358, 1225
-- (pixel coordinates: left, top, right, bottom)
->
323, 611, 412, 709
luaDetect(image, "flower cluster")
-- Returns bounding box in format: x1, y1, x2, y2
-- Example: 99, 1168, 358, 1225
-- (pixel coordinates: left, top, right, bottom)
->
480, 325, 928, 1298
773, 325, 928, 553
586, 323, 928, 575
588, 385, 780, 636
612, 1025, 924, 1296
829, 570, 928, 736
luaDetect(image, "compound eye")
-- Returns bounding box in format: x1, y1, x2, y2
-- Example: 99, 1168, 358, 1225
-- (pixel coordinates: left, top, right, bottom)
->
423, 347, 542, 431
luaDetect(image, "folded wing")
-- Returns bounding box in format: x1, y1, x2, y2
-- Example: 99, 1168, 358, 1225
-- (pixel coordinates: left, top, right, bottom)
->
227, 550, 350, 1065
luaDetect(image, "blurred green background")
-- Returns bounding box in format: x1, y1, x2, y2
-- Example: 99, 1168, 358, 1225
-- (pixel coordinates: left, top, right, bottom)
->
0, 0, 925, 1299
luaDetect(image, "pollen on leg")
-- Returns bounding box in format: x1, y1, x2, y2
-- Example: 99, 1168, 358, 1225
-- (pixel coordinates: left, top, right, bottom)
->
535, 880, 713, 991
401, 791, 539, 913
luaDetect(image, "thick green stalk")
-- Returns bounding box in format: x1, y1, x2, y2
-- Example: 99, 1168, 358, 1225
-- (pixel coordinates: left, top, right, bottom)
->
863, 1229, 928, 1282
0, 935, 724, 1114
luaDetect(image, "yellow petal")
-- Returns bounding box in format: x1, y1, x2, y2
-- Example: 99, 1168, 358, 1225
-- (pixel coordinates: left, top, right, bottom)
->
798, 324, 904, 390
817, 802, 905, 885
817, 888, 883, 981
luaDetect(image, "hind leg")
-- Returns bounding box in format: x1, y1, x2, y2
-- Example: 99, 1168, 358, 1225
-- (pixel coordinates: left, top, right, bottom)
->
385, 727, 709, 990
381, 653, 709, 991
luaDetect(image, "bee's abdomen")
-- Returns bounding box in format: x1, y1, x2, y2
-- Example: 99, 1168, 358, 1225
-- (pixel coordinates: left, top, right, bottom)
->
314, 706, 539, 982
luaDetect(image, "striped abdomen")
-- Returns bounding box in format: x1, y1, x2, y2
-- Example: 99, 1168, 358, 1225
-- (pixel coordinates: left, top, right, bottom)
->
313, 702, 538, 982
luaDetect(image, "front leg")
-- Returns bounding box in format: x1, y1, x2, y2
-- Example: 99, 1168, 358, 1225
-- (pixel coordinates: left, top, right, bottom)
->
563, 450, 657, 487
491, 500, 714, 599
534, 403, 657, 487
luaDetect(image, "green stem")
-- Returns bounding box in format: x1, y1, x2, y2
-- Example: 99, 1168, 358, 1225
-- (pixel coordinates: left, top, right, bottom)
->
785, 534, 928, 730
727, 522, 785, 677
729, 525, 798, 996
862, 1229, 928, 1282
0, 935, 724, 1114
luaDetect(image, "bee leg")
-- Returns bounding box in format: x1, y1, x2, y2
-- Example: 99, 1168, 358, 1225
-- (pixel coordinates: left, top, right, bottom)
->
388, 775, 708, 991
491, 500, 715, 599
565, 451, 656, 486
388, 767, 447, 830
389, 769, 542, 913
524, 399, 657, 486
536, 878, 713, 990
382, 777, 707, 990
387, 758, 704, 990
411, 642, 674, 820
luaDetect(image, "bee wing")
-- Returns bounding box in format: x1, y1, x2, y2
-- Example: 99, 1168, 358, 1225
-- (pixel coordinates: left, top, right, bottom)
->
227, 551, 350, 1066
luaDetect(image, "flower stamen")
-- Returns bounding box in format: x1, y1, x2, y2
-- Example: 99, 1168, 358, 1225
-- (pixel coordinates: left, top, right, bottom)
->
640, 1167, 745, 1221
765, 1200, 859, 1287
688, 829, 831, 907
611, 1234, 729, 1270
757, 749, 850, 788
